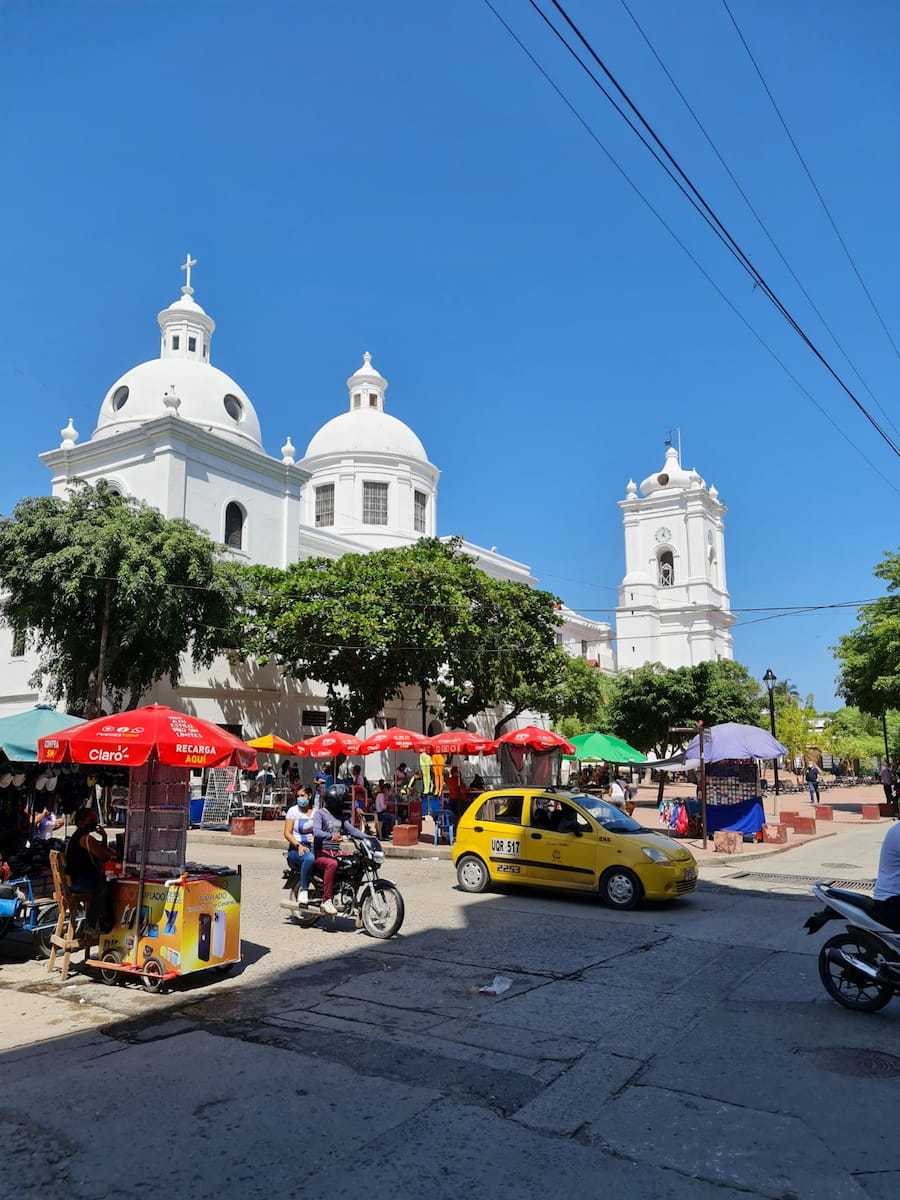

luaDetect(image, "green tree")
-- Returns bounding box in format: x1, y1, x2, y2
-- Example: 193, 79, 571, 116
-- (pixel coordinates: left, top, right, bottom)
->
820, 706, 886, 772
607, 660, 763, 758
550, 656, 613, 739
0, 481, 241, 717
238, 537, 564, 737
834, 550, 900, 715
606, 664, 696, 759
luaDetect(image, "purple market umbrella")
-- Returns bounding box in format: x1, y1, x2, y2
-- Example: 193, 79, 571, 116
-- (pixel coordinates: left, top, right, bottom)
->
684, 722, 786, 763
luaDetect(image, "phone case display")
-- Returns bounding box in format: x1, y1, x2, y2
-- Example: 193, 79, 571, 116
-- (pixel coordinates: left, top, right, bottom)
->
99, 871, 241, 975
706, 760, 759, 805
124, 762, 189, 875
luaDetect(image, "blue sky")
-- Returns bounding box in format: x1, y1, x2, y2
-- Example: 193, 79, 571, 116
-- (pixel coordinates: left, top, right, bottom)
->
1, 0, 898, 710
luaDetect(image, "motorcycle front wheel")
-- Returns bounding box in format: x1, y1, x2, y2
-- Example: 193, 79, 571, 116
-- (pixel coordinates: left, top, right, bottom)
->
818, 930, 895, 1012
360, 884, 405, 939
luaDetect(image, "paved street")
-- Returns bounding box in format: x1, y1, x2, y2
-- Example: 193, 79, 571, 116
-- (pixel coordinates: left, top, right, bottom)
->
2, 820, 899, 1199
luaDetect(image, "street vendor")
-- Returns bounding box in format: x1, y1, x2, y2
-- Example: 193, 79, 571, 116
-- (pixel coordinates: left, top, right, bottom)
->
32, 802, 64, 841
65, 806, 115, 933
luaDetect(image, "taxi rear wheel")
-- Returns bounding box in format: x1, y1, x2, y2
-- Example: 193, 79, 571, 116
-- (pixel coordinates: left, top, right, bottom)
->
600, 867, 643, 910
457, 854, 490, 893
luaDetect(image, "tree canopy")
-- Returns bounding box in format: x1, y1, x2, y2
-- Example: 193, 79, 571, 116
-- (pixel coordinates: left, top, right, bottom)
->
606, 660, 763, 757
0, 481, 241, 716
834, 550, 900, 715
237, 537, 566, 736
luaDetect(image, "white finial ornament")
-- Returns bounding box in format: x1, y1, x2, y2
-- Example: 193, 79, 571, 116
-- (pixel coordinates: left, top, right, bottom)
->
281, 436, 295, 465
625, 478, 637, 497
163, 386, 181, 414
363, 350, 372, 366
60, 418, 78, 448
180, 252, 197, 295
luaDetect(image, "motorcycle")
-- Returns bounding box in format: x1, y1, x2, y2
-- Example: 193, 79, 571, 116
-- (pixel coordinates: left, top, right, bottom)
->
280, 834, 405, 939
805, 881, 900, 1011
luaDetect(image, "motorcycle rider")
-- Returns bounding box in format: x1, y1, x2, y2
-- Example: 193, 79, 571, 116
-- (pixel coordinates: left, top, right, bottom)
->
283, 788, 315, 905
873, 821, 900, 932
312, 783, 366, 915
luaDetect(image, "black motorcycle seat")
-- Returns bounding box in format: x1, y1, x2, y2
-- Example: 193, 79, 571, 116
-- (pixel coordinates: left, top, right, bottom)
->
823, 886, 878, 916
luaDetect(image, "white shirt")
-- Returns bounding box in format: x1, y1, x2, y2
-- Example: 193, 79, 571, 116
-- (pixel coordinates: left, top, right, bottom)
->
286, 805, 314, 846
874, 822, 900, 901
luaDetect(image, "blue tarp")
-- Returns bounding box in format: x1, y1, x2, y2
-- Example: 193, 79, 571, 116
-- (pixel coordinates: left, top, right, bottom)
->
707, 796, 766, 835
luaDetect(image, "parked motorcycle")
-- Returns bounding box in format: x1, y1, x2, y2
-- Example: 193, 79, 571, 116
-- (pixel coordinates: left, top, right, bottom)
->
805, 881, 900, 1011
281, 835, 405, 939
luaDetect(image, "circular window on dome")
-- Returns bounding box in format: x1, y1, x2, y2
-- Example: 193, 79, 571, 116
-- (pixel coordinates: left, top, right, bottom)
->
111, 386, 129, 412
224, 394, 243, 422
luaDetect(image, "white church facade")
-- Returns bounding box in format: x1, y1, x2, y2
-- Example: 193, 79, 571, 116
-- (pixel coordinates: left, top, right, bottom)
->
1, 261, 732, 730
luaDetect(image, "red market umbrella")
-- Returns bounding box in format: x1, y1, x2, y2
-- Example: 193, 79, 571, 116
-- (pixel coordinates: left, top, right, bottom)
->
495, 725, 576, 755
247, 733, 300, 757
428, 730, 495, 756
296, 732, 363, 758
357, 728, 431, 755
37, 704, 258, 770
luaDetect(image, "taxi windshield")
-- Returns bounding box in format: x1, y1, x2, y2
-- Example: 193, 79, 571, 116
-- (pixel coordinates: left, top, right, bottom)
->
569, 792, 643, 833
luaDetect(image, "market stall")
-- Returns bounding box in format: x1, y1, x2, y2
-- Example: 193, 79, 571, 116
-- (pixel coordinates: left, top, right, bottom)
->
683, 722, 788, 843
38, 704, 256, 991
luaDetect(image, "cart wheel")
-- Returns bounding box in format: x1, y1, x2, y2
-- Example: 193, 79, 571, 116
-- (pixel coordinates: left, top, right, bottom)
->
33, 903, 60, 959
141, 955, 169, 994
99, 949, 123, 986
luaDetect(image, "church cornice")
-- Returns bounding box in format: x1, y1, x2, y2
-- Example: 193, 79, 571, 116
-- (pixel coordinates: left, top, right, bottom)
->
41, 415, 311, 489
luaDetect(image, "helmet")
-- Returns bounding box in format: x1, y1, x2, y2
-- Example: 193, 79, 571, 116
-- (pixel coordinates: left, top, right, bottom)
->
323, 783, 349, 819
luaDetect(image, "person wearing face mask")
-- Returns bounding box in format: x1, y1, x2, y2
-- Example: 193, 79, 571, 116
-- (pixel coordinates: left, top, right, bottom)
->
283, 787, 316, 904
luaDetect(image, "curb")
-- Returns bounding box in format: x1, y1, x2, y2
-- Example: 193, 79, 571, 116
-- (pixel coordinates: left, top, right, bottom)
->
188, 830, 453, 861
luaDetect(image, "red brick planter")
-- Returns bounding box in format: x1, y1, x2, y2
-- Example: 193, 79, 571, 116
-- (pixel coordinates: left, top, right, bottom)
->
763, 823, 788, 844
230, 816, 256, 836
861, 805, 882, 821
391, 824, 419, 846
814, 806, 834, 821
790, 816, 817, 834
713, 830, 743, 854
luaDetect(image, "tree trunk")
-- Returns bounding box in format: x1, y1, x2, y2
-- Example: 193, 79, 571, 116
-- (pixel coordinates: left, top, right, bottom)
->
85, 579, 113, 718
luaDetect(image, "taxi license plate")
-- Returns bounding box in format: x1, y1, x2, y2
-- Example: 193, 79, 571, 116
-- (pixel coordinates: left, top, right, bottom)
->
684, 867, 697, 881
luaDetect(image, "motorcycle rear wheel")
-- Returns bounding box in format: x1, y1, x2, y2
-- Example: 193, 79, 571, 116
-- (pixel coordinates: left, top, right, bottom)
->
289, 882, 322, 927
818, 930, 895, 1012
360, 884, 404, 939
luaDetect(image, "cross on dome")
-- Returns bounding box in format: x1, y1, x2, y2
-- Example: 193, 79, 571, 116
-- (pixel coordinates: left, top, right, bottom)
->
180, 253, 197, 295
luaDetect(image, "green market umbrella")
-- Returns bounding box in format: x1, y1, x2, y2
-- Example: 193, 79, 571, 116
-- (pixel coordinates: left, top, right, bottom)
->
563, 732, 646, 764
0, 704, 84, 762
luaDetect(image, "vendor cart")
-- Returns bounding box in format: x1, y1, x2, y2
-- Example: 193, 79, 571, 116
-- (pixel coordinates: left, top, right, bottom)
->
37, 704, 256, 991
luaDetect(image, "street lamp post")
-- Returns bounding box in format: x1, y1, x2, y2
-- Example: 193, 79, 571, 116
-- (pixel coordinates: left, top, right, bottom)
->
763, 668, 779, 817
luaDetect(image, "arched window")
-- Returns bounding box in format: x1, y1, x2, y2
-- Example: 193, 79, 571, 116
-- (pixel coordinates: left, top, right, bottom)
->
225, 502, 245, 550
658, 550, 674, 587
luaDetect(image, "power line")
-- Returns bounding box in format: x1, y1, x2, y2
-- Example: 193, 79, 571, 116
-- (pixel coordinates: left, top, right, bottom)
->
721, 0, 900, 364
480, 0, 900, 494
619, 0, 900, 442
531, 0, 900, 459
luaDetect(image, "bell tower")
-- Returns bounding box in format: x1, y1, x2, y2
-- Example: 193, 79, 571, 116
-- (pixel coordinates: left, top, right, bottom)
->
615, 445, 734, 670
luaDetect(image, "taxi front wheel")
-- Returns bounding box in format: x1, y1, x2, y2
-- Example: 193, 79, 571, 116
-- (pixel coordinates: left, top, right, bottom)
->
600, 867, 643, 910
457, 854, 490, 893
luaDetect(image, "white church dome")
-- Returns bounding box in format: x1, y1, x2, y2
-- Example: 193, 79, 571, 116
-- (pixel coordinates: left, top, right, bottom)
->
305, 408, 427, 460
95, 358, 263, 451
92, 255, 264, 453
303, 351, 428, 462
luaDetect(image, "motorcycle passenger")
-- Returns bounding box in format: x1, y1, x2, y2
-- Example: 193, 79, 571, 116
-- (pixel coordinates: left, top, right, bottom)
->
873, 821, 900, 933
312, 784, 366, 915
283, 788, 315, 905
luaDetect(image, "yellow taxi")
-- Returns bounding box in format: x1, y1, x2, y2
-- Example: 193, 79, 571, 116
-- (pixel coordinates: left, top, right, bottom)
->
452, 787, 697, 909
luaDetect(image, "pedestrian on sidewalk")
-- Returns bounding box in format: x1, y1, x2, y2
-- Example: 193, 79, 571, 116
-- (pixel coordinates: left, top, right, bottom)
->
805, 763, 820, 804
881, 763, 893, 807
